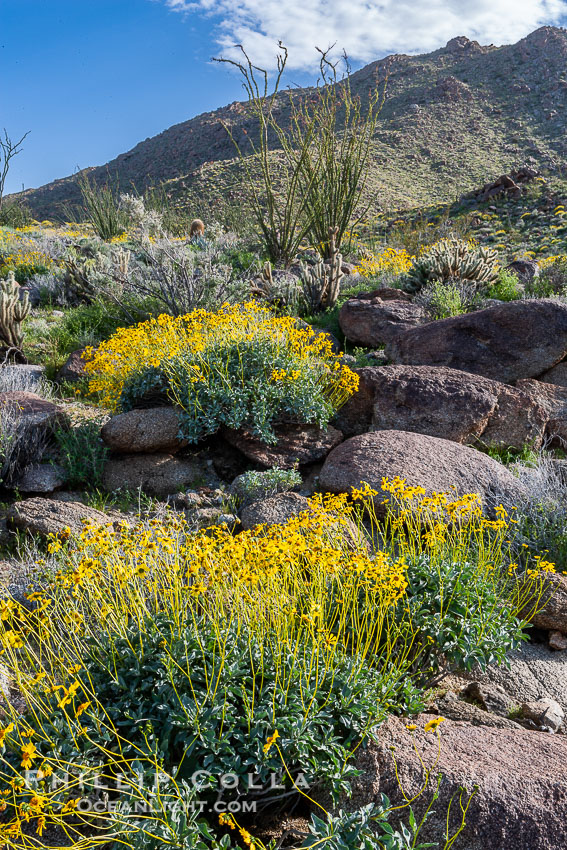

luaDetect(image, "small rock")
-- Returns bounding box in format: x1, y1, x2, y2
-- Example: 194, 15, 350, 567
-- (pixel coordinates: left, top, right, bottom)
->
339, 291, 427, 347
240, 492, 311, 531
506, 259, 539, 282
171, 490, 206, 510
365, 350, 388, 366
16, 463, 67, 494
438, 690, 521, 730
461, 681, 517, 717
56, 348, 90, 384
222, 424, 343, 469
8, 498, 112, 537
102, 453, 213, 498
521, 698, 564, 732
240, 491, 366, 551
549, 631, 567, 651
193, 507, 223, 528
101, 407, 188, 454
0, 560, 15, 591
216, 513, 239, 527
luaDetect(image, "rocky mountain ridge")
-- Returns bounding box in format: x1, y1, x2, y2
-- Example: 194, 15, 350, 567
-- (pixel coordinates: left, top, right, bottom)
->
16, 25, 567, 218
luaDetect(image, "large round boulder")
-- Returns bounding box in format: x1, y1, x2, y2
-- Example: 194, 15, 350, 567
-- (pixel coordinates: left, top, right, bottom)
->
517, 379, 567, 447
319, 430, 525, 509
0, 391, 69, 431
8, 498, 112, 537
334, 365, 546, 448
539, 360, 567, 388
385, 299, 567, 383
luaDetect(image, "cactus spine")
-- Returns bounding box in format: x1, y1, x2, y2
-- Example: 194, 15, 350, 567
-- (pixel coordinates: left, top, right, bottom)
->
0, 271, 30, 351
300, 227, 344, 312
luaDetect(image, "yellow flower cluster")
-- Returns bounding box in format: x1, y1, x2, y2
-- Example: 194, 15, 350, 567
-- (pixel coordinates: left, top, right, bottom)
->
355, 246, 413, 277
539, 254, 566, 269
0, 229, 54, 275
84, 301, 359, 412
0, 480, 555, 848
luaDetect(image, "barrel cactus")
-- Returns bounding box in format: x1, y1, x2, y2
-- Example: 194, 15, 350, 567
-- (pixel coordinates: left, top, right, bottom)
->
404, 238, 499, 295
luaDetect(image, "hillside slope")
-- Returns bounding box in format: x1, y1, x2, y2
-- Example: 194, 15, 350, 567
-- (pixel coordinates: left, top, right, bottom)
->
17, 26, 567, 219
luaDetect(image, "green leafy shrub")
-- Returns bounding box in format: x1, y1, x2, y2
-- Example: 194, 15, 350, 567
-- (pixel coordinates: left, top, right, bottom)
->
230, 466, 302, 507
54, 418, 109, 487
404, 238, 499, 295
302, 784, 476, 850
85, 303, 359, 445
415, 279, 479, 319
46, 300, 142, 355
488, 268, 521, 301
222, 246, 258, 273
0, 481, 552, 848
0, 260, 50, 284
0, 496, 423, 847
400, 552, 527, 682
526, 256, 567, 298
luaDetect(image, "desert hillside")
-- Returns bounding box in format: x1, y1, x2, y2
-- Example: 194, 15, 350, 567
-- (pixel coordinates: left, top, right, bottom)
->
16, 25, 567, 218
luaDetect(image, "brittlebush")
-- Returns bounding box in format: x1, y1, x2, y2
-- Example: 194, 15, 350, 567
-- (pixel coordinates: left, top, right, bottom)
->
0, 484, 552, 848
83, 302, 359, 444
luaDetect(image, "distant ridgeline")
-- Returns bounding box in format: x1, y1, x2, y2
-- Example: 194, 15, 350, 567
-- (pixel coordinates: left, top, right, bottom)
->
13, 26, 567, 219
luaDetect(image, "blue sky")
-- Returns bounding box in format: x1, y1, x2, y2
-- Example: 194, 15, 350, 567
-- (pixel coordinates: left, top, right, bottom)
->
2, 0, 566, 194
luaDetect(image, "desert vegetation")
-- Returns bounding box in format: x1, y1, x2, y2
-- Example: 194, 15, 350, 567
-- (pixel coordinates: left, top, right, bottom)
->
1, 30, 567, 850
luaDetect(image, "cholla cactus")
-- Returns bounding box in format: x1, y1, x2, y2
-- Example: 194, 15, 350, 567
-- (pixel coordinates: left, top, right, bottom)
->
114, 247, 131, 278
0, 271, 30, 351
300, 227, 344, 313
405, 238, 499, 295
250, 261, 298, 309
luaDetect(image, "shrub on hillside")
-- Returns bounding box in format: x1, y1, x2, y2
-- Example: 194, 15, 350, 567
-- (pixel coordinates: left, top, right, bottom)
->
526, 255, 567, 298
54, 417, 109, 487
84, 302, 359, 444
415, 279, 481, 319
488, 268, 522, 301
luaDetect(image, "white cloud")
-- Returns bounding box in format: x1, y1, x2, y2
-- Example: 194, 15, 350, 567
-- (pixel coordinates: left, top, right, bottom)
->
161, 0, 567, 69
